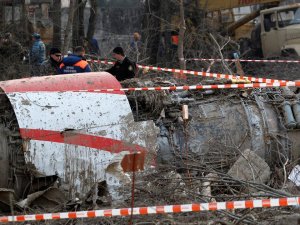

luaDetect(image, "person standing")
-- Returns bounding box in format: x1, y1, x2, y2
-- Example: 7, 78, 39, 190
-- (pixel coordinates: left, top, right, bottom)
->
129, 32, 142, 62
171, 30, 179, 49
59, 46, 91, 74
106, 46, 136, 81
41, 47, 63, 75
0, 33, 25, 80
30, 33, 46, 76
83, 37, 100, 56
0, 33, 24, 62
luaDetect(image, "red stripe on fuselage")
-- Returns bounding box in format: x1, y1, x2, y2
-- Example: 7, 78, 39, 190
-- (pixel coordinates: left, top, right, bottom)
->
19, 128, 145, 154
20, 128, 146, 172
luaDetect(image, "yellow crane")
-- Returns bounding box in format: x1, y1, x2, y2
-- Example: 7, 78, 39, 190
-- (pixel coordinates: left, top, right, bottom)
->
198, 0, 281, 12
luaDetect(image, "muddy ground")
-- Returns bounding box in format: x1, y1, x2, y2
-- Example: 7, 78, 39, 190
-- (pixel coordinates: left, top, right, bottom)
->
185, 57, 300, 82
243, 60, 300, 81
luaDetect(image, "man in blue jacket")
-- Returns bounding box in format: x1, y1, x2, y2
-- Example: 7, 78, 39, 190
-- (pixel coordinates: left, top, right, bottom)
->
30, 33, 46, 76
59, 46, 91, 74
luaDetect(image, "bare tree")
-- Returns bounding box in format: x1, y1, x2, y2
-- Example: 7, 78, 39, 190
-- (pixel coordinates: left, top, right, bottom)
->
178, 0, 186, 69
159, 0, 174, 66
63, 0, 76, 54
86, 0, 98, 41
51, 0, 62, 48
143, 0, 161, 65
143, 0, 184, 67
72, 0, 87, 47
20, 1, 33, 46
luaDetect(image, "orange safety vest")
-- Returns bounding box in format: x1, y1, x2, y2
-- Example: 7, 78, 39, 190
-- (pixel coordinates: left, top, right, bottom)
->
171, 35, 179, 46
60, 60, 89, 70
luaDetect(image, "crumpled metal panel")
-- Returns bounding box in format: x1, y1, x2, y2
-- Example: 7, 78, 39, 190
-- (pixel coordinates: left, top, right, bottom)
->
0, 73, 157, 197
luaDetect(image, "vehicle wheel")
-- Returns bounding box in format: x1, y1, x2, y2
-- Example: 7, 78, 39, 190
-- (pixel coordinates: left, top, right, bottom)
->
281, 48, 299, 58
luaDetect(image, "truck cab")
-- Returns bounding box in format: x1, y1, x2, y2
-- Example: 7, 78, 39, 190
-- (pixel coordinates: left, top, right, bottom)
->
260, 4, 300, 57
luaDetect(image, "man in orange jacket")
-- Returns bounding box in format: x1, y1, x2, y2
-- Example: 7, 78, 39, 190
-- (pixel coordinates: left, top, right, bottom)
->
59, 46, 91, 74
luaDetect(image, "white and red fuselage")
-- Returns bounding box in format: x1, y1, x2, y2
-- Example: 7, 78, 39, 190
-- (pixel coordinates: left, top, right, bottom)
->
0, 72, 155, 197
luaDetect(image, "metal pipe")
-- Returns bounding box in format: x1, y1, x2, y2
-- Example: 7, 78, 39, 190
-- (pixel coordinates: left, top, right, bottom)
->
281, 101, 297, 129
292, 101, 300, 129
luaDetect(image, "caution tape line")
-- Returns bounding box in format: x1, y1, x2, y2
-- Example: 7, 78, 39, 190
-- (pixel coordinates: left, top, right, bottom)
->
0, 197, 299, 222
90, 60, 288, 84
90, 60, 115, 65
77, 81, 300, 92
186, 58, 300, 63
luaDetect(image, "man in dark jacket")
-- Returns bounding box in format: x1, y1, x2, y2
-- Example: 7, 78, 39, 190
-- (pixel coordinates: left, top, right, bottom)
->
59, 46, 91, 74
106, 47, 136, 81
41, 47, 62, 75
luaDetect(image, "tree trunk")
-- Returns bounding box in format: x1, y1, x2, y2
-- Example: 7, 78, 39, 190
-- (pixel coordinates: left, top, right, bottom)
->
78, 0, 86, 42
12, 0, 15, 24
72, 0, 79, 47
20, 1, 33, 47
160, 0, 173, 66
62, 0, 76, 54
72, 0, 86, 47
143, 0, 160, 65
178, 0, 186, 69
0, 4, 4, 25
86, 0, 98, 41
193, 0, 203, 30
51, 0, 62, 48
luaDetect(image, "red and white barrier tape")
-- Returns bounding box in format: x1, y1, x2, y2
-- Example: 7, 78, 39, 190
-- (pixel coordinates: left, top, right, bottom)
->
91, 59, 115, 65
186, 58, 300, 63
0, 197, 299, 222
78, 81, 300, 92
91, 60, 288, 84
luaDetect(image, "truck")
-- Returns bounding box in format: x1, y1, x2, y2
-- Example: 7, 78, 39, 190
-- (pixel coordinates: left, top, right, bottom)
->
199, 0, 300, 57
254, 3, 300, 57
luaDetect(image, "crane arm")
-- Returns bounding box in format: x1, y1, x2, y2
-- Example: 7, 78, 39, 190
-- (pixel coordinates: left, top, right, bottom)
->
199, 0, 281, 11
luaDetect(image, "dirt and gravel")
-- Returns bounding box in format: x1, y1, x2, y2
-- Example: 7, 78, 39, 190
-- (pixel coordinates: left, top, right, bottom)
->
242, 60, 300, 81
